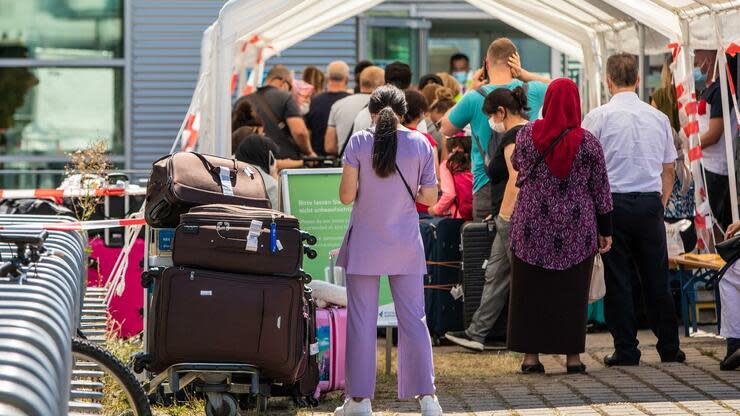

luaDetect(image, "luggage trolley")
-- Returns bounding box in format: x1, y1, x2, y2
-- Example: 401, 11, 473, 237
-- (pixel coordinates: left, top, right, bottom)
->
134, 226, 273, 416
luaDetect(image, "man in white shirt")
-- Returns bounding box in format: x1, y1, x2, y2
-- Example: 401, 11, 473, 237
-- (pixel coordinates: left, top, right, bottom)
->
583, 53, 684, 367
324, 66, 384, 155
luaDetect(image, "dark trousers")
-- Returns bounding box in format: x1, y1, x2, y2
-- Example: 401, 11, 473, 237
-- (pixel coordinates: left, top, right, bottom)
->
704, 170, 732, 230
603, 193, 680, 361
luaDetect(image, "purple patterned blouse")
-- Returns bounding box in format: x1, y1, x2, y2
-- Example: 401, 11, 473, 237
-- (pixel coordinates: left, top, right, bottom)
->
510, 123, 613, 271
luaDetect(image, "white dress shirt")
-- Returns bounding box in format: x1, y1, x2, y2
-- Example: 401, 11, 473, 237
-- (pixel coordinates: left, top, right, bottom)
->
582, 92, 677, 194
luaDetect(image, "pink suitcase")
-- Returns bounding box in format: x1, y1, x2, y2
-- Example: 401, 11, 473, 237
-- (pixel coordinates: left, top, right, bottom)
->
87, 237, 145, 338
315, 307, 347, 396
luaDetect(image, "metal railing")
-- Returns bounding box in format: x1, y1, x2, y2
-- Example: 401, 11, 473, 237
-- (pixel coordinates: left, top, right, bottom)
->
0, 215, 86, 415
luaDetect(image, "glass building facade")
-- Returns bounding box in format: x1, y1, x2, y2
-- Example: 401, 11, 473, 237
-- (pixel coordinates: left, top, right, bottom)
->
0, 0, 124, 188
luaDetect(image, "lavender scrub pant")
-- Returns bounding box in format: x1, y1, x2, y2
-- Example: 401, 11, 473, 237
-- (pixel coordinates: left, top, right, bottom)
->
345, 273, 436, 399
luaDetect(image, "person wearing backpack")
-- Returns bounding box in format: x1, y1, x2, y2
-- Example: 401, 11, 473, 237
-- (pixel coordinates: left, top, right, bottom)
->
440, 38, 550, 221
428, 135, 473, 220
444, 87, 528, 350
335, 85, 442, 416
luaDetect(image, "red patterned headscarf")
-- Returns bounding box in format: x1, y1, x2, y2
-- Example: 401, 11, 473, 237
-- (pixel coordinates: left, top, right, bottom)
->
531, 78, 585, 180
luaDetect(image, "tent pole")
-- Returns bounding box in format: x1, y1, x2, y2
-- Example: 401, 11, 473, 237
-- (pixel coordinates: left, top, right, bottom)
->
637, 23, 646, 100
716, 49, 740, 223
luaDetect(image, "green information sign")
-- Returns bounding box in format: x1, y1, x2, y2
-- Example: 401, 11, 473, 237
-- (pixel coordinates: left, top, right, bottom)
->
280, 168, 392, 306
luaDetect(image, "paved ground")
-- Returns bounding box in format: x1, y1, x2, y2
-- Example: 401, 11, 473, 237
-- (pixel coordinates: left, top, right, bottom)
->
286, 329, 740, 416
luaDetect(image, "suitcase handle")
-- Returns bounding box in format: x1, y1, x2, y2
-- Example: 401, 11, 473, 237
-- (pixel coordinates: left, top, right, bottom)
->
190, 152, 238, 183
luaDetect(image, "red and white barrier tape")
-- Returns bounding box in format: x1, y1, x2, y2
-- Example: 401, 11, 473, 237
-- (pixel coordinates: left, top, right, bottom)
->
0, 218, 146, 231
0, 187, 146, 199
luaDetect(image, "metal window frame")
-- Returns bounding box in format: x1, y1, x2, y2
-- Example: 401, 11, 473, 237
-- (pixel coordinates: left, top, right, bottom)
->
0, 0, 130, 170
358, 16, 431, 77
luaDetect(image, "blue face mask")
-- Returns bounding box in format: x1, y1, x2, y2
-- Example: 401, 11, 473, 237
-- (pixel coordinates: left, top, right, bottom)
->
452, 71, 467, 85
693, 67, 707, 84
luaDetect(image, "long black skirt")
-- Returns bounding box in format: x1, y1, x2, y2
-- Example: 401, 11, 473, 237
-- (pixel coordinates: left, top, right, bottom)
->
507, 254, 594, 355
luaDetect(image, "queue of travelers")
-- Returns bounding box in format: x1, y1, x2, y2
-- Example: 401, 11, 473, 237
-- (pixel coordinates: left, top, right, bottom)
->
230, 39, 740, 416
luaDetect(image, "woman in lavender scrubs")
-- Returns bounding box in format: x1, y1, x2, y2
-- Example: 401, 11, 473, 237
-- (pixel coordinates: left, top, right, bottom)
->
334, 85, 443, 416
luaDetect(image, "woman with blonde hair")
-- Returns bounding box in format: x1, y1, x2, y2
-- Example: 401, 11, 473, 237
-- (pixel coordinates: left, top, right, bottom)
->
436, 72, 461, 100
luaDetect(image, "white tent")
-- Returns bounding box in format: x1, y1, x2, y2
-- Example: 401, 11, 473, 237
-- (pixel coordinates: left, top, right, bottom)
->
176, 0, 739, 247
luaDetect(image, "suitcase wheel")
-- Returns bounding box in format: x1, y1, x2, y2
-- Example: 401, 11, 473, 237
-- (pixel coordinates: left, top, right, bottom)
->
303, 246, 317, 259
205, 392, 239, 416
301, 232, 318, 246
131, 352, 152, 374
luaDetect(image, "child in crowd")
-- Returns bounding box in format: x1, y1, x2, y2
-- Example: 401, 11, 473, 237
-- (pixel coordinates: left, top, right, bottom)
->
402, 90, 440, 214
428, 135, 473, 220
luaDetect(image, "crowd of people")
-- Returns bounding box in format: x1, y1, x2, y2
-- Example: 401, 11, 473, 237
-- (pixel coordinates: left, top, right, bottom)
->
230, 37, 739, 416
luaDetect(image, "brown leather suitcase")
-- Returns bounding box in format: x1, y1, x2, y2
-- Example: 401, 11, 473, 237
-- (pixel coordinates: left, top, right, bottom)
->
144, 266, 310, 382
172, 204, 316, 277
145, 152, 271, 228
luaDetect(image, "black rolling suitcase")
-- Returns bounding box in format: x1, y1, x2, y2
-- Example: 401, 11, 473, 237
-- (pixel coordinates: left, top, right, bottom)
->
460, 220, 507, 342
140, 267, 315, 384
172, 204, 317, 277
420, 216, 465, 343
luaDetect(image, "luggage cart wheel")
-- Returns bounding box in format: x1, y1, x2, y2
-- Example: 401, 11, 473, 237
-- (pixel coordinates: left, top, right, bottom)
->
205, 392, 238, 416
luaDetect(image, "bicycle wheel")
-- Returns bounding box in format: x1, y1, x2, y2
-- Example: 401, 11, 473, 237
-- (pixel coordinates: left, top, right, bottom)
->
70, 338, 152, 416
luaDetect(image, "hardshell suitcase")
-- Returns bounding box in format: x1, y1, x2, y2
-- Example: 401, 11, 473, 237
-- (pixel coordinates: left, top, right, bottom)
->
88, 237, 145, 338
315, 307, 347, 395
144, 266, 309, 382
173, 204, 314, 276
145, 152, 270, 228
420, 217, 465, 342
460, 220, 507, 342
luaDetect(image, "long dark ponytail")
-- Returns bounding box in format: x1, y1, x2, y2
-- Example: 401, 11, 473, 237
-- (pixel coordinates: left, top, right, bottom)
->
368, 85, 407, 177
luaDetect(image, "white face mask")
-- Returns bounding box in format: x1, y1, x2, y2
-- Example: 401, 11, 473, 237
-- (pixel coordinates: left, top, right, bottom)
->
488, 117, 506, 134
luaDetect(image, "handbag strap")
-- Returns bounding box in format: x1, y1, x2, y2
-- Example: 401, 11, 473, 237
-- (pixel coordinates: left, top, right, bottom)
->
395, 163, 416, 204
517, 127, 574, 187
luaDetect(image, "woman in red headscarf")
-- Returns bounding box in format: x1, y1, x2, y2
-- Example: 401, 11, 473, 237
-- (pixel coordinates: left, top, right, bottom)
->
507, 78, 614, 374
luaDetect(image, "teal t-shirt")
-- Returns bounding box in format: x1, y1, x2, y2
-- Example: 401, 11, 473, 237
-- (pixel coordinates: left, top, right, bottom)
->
448, 80, 548, 193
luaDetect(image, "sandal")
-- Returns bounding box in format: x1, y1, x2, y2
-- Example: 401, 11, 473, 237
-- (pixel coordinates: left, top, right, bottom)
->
566, 363, 587, 374
521, 363, 545, 374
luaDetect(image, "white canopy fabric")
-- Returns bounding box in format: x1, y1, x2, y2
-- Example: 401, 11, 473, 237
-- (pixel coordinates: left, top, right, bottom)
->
180, 0, 740, 244
184, 0, 739, 157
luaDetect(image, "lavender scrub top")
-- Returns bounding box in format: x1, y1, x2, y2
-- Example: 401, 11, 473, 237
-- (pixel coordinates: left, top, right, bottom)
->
510, 123, 613, 271
336, 127, 437, 276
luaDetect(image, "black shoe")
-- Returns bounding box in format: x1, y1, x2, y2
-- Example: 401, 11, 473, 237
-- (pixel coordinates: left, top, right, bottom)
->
604, 353, 640, 367
720, 349, 740, 371
567, 363, 587, 374
521, 363, 545, 374
660, 349, 686, 363
444, 331, 484, 352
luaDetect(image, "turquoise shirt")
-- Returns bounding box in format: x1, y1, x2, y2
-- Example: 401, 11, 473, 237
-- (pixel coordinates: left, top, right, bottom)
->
448, 80, 548, 193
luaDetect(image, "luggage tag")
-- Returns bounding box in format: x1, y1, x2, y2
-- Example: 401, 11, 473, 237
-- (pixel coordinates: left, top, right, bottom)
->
244, 165, 255, 179
270, 214, 277, 253
219, 166, 234, 196
245, 219, 263, 252
310, 342, 320, 356
450, 284, 464, 300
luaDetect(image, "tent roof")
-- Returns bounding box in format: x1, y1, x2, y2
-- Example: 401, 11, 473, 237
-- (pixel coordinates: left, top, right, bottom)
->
193, 0, 740, 157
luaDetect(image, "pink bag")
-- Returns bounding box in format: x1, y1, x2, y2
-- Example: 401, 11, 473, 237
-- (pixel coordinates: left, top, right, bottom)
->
315, 307, 347, 396
88, 237, 145, 338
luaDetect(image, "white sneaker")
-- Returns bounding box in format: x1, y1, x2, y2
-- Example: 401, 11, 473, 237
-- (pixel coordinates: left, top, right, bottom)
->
419, 395, 443, 416
334, 398, 372, 416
